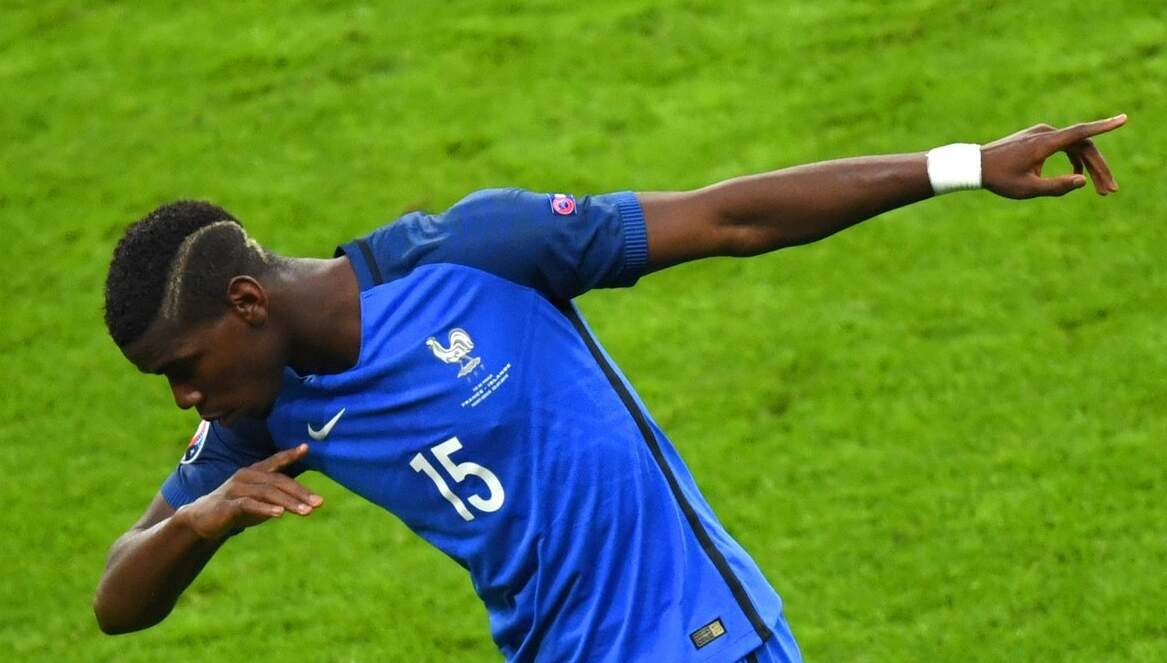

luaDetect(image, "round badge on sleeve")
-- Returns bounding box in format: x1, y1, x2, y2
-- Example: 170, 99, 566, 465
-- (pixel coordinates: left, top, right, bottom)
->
181, 420, 211, 465
550, 193, 577, 216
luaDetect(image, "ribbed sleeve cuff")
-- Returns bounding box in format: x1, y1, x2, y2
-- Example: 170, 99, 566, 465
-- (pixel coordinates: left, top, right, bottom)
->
160, 477, 194, 509
612, 191, 648, 284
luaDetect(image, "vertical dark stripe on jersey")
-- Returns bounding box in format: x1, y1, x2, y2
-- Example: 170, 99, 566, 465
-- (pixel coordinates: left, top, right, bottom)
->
746, 652, 759, 663
559, 302, 773, 644
357, 239, 384, 285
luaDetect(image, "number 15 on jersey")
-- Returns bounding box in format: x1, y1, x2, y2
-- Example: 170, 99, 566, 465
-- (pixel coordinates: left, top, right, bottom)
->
410, 436, 506, 521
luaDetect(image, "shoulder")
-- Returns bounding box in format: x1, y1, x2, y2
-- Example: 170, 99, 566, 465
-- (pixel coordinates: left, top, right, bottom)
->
184, 417, 274, 466
336, 188, 647, 299
160, 416, 276, 509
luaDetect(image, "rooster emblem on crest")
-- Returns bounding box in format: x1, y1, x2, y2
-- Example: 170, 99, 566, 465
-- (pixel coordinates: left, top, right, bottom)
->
426, 328, 482, 378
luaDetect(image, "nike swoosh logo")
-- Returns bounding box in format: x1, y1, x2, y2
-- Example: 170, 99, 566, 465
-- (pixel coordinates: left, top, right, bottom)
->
307, 408, 346, 441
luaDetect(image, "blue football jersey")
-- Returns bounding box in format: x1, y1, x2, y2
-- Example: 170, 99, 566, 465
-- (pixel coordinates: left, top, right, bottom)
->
161, 189, 799, 662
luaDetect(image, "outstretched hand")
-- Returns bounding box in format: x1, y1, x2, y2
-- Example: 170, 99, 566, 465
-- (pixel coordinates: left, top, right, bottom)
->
981, 114, 1127, 199
178, 443, 323, 540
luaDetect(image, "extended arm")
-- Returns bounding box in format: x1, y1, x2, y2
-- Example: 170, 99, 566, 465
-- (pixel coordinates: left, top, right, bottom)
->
639, 115, 1125, 270
94, 444, 321, 634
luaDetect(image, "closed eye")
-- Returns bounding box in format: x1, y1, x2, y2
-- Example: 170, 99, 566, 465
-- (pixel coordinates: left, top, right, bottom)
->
156, 354, 199, 381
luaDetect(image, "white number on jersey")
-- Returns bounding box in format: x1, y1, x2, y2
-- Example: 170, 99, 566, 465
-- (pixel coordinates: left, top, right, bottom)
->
409, 437, 506, 521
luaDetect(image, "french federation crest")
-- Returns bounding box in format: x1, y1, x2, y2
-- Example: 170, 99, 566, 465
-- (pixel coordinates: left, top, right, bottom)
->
426, 328, 482, 378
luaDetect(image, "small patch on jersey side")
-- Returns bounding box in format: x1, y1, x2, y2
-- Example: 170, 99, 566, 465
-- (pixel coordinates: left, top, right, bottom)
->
549, 193, 577, 216
181, 420, 211, 465
690, 617, 727, 650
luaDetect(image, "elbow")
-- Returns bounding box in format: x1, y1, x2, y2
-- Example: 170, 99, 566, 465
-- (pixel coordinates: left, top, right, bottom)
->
93, 588, 164, 635
93, 594, 133, 635
94, 605, 156, 636
93, 596, 126, 635
95, 616, 132, 637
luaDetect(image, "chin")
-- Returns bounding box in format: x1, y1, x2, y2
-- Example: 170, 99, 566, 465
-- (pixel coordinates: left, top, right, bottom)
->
219, 411, 241, 427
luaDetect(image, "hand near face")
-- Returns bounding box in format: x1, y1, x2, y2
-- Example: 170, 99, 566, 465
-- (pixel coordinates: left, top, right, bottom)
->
176, 444, 323, 540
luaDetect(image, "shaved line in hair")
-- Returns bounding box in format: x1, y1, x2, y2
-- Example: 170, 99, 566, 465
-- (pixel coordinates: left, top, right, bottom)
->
159, 221, 269, 323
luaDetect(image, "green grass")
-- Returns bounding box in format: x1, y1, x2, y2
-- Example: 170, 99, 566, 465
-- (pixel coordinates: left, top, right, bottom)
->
1, 1, 1164, 660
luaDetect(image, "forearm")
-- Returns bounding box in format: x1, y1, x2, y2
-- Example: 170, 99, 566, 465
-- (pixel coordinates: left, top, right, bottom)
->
94, 507, 225, 634
705, 152, 934, 254
641, 116, 1123, 273
640, 152, 937, 270
93, 444, 321, 633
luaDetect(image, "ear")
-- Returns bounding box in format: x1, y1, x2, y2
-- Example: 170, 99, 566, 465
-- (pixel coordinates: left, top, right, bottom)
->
226, 276, 268, 326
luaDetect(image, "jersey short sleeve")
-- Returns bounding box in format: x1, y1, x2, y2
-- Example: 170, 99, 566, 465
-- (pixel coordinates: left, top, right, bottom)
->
159, 417, 281, 509
337, 189, 649, 300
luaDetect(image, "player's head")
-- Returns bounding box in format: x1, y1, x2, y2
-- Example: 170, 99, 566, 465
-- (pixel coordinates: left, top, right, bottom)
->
105, 201, 289, 424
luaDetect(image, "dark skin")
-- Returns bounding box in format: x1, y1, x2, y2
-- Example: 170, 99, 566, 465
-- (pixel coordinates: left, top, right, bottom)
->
94, 115, 1125, 634
97, 259, 361, 633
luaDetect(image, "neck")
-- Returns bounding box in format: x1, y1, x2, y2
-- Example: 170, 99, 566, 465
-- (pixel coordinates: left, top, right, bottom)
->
270, 256, 362, 375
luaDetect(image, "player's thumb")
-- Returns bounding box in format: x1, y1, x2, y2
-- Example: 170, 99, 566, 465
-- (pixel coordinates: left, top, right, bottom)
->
1031, 174, 1087, 197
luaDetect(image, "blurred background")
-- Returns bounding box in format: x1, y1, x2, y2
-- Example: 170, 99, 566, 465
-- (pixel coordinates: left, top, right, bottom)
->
0, 1, 1163, 660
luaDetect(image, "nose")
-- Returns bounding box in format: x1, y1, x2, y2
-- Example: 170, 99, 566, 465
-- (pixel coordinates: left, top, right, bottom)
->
170, 381, 204, 411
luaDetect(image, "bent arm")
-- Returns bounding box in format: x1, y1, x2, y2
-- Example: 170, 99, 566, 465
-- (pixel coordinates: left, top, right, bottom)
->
94, 494, 225, 634
638, 115, 1125, 271
94, 443, 321, 634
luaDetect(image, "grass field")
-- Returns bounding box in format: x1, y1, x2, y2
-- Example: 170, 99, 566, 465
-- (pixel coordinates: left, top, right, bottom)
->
1, 1, 1164, 660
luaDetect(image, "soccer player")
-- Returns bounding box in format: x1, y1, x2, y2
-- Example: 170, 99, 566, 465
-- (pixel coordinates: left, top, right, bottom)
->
94, 115, 1125, 662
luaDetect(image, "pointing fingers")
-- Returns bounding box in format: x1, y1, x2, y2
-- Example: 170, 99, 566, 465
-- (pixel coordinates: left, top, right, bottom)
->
235, 496, 285, 519
1070, 139, 1119, 194
1050, 114, 1127, 148
1037, 115, 1125, 196
253, 443, 310, 472
236, 444, 324, 513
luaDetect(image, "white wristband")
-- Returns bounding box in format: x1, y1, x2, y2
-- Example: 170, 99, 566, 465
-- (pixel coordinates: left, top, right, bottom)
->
926, 143, 982, 195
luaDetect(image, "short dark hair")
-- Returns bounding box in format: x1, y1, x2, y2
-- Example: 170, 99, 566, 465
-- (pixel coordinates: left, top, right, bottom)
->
104, 200, 275, 347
